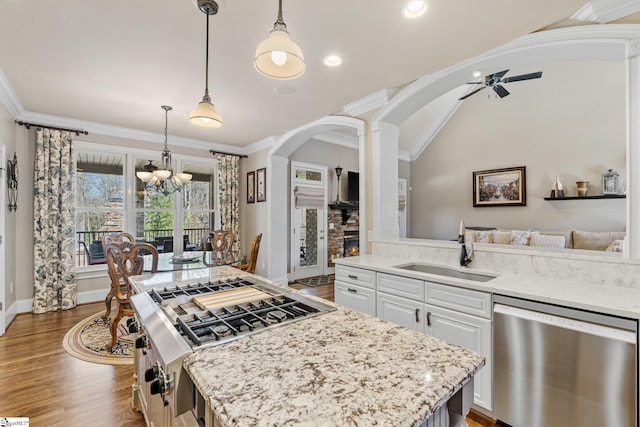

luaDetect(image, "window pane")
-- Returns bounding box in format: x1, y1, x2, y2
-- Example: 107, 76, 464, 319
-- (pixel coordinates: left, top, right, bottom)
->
75, 153, 124, 267
183, 162, 216, 251
136, 211, 174, 252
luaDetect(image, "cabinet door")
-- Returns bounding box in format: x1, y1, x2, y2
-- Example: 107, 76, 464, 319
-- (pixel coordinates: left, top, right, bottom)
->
335, 280, 376, 316
377, 292, 424, 333
426, 304, 492, 411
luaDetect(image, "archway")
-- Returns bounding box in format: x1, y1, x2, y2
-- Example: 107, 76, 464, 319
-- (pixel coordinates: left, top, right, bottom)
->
371, 25, 640, 257
266, 116, 366, 284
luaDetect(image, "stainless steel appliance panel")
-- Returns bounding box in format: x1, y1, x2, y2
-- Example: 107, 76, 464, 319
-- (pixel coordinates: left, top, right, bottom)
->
494, 295, 637, 427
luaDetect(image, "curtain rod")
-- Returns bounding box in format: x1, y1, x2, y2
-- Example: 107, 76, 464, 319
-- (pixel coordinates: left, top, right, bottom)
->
15, 120, 89, 136
209, 149, 247, 158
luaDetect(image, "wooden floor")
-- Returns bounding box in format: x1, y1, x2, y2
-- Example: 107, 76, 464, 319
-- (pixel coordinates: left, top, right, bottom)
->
0, 282, 495, 427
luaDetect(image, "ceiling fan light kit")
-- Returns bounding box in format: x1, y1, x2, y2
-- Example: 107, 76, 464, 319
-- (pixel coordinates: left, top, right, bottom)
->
190, 0, 223, 128
255, 0, 305, 80
458, 69, 543, 101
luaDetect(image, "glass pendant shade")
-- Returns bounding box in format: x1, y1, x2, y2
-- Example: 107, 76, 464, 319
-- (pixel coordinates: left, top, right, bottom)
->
136, 171, 153, 182
189, 100, 223, 128
255, 29, 305, 80
176, 172, 193, 183
153, 169, 172, 180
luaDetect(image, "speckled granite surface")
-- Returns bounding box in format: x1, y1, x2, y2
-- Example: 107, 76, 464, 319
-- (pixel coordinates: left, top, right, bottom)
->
183, 306, 485, 427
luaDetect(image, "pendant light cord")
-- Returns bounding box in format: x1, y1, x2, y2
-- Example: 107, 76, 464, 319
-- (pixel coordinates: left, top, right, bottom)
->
277, 0, 283, 24
204, 9, 210, 100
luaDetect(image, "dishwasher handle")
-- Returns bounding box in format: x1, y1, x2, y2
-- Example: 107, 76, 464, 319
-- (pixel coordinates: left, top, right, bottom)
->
495, 303, 637, 344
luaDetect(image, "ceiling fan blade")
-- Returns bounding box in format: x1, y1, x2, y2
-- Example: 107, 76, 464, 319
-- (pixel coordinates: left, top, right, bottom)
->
465, 82, 485, 85
493, 84, 510, 98
489, 70, 509, 80
502, 71, 542, 83
458, 86, 487, 100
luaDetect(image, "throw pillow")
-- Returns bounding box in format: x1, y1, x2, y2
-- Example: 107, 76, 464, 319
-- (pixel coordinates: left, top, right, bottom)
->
573, 230, 625, 251
491, 230, 511, 245
510, 229, 534, 246
605, 239, 624, 252
529, 234, 566, 249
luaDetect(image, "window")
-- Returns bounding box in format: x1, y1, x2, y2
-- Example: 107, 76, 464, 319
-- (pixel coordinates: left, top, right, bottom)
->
74, 143, 217, 268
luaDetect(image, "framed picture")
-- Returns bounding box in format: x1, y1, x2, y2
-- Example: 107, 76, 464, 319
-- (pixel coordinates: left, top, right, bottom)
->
246, 171, 255, 203
256, 167, 266, 202
473, 166, 526, 207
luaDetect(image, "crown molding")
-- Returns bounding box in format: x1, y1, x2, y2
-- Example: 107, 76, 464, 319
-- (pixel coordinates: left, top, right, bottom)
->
571, 0, 640, 23
243, 135, 277, 156
16, 111, 247, 154
343, 88, 397, 117
398, 150, 411, 162
0, 68, 24, 119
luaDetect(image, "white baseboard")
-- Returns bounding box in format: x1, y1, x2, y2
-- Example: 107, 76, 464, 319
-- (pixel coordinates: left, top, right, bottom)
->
14, 287, 110, 315
4, 301, 17, 332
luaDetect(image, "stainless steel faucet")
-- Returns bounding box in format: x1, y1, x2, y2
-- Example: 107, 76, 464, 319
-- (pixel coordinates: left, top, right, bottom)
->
458, 221, 474, 267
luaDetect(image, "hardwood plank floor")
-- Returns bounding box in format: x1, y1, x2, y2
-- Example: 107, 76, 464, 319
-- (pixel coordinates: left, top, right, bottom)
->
0, 283, 496, 426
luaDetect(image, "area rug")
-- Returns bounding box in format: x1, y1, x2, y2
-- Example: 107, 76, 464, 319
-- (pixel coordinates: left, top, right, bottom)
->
62, 312, 134, 365
294, 274, 335, 287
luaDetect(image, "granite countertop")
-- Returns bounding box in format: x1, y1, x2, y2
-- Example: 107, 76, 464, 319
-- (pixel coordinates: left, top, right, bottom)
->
183, 306, 484, 427
334, 255, 640, 319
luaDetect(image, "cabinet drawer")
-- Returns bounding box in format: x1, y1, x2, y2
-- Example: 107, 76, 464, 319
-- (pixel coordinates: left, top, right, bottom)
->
334, 281, 376, 316
377, 273, 424, 301
335, 265, 375, 289
425, 282, 492, 319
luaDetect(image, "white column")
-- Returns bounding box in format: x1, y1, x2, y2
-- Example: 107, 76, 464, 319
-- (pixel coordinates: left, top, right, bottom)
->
266, 155, 289, 284
372, 121, 400, 240
626, 40, 640, 259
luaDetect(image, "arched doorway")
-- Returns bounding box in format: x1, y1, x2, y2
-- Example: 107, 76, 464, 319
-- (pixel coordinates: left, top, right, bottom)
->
266, 116, 365, 284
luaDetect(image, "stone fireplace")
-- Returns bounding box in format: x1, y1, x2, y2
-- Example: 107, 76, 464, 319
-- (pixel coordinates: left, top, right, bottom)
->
327, 206, 359, 267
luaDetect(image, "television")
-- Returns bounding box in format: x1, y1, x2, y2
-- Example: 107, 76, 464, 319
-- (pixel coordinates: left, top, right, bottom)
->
347, 171, 359, 202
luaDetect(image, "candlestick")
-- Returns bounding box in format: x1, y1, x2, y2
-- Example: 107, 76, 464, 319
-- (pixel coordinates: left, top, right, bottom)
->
458, 220, 465, 237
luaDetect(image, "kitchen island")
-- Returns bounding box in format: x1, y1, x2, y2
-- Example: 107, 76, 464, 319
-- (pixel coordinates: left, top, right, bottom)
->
130, 266, 484, 427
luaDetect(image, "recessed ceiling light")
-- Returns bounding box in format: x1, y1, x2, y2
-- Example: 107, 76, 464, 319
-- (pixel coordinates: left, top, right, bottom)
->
404, 1, 427, 18
473, 70, 482, 78
324, 55, 342, 67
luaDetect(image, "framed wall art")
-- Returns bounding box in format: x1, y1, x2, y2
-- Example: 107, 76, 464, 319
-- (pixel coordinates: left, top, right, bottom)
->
247, 171, 255, 203
256, 167, 266, 202
473, 166, 526, 207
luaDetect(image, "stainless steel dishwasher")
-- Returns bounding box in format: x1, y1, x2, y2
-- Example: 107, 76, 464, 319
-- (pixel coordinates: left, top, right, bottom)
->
494, 294, 637, 427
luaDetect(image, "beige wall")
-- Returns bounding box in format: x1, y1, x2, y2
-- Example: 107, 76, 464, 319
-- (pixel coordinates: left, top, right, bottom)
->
0, 103, 17, 310
240, 147, 269, 276
409, 61, 626, 240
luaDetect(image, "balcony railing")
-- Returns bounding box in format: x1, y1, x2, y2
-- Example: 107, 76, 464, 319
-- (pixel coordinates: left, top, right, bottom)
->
76, 228, 210, 267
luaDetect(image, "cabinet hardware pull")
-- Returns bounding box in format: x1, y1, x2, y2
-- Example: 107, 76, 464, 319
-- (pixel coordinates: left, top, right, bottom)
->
348, 274, 358, 280
427, 312, 432, 326
415, 308, 420, 322
347, 288, 357, 293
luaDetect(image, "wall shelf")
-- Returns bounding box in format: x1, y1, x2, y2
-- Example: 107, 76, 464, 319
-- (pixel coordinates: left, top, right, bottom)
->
543, 195, 626, 201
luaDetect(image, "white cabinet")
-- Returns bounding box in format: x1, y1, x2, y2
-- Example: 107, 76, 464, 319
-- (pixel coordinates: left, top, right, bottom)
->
377, 293, 425, 333
335, 281, 376, 316
334, 265, 376, 316
426, 304, 493, 411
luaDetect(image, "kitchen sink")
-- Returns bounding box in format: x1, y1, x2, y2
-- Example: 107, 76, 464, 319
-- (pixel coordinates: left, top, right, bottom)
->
394, 263, 497, 282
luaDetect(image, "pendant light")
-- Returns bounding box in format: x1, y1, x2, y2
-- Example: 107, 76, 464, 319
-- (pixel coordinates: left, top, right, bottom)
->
137, 106, 192, 196
255, 0, 305, 80
190, 0, 223, 128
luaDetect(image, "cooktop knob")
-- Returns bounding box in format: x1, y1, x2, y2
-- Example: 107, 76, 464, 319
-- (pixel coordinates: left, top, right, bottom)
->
144, 365, 159, 382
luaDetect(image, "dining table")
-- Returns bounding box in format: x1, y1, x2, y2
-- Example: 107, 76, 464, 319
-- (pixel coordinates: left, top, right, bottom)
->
143, 250, 242, 272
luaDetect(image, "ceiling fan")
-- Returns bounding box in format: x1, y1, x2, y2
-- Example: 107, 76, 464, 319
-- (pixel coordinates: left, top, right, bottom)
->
458, 69, 543, 100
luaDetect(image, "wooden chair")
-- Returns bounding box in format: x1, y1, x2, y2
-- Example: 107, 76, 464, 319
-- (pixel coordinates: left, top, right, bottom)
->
101, 232, 135, 319
201, 230, 235, 252
105, 241, 158, 352
234, 233, 262, 274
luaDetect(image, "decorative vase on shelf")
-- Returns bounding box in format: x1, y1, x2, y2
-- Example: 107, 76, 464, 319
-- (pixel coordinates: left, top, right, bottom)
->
576, 181, 589, 197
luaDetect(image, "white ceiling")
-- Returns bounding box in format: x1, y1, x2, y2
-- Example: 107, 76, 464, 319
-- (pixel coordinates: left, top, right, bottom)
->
0, 0, 629, 154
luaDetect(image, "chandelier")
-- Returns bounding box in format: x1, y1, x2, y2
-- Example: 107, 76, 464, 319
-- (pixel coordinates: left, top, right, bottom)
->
136, 105, 192, 196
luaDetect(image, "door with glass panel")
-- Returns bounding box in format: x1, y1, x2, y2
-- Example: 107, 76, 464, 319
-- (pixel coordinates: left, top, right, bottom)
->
291, 162, 328, 280
180, 161, 217, 252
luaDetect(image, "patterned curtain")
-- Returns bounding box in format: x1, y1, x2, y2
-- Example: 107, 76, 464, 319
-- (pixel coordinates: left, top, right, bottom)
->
217, 154, 240, 253
33, 128, 77, 313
